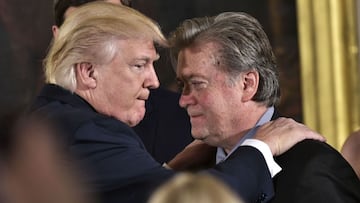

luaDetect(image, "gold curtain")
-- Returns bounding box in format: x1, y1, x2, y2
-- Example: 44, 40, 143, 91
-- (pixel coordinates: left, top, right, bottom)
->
297, 0, 360, 150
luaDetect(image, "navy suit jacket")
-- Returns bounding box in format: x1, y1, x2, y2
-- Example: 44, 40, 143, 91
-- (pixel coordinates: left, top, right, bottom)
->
270, 112, 360, 203
31, 84, 274, 203
133, 88, 193, 163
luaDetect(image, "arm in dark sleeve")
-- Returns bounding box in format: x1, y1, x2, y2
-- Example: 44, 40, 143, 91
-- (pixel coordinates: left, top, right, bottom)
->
71, 121, 175, 203
73, 120, 273, 203
205, 146, 274, 203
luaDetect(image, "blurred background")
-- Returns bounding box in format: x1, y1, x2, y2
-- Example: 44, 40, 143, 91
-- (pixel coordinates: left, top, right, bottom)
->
0, 0, 359, 149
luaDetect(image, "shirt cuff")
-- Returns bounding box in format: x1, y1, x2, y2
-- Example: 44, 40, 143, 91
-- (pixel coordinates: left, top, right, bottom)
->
241, 139, 282, 178
162, 162, 172, 170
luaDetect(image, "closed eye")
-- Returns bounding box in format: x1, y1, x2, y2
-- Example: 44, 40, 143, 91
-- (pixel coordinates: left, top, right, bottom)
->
190, 80, 206, 89
132, 64, 145, 71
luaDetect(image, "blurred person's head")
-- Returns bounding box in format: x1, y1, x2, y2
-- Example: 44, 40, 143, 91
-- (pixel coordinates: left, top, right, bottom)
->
148, 173, 243, 203
45, 2, 167, 127
52, 0, 132, 36
341, 130, 360, 179
1, 114, 94, 203
169, 12, 279, 150
0, 110, 26, 157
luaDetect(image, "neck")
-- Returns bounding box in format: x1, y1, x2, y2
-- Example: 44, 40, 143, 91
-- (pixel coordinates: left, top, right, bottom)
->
222, 104, 269, 153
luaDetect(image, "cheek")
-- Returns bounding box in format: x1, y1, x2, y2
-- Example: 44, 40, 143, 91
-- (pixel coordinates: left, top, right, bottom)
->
203, 93, 230, 119
125, 77, 145, 95
108, 83, 134, 110
196, 91, 212, 106
198, 91, 221, 112
114, 79, 140, 101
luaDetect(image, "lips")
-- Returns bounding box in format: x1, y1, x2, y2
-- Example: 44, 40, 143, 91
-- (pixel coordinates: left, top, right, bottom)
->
187, 110, 203, 118
189, 114, 201, 118
138, 95, 148, 101
137, 89, 150, 100
185, 104, 199, 114
188, 114, 203, 127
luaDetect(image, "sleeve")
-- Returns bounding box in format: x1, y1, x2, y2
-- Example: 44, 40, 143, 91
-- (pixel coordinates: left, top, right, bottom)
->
70, 121, 175, 203
204, 146, 274, 203
71, 118, 274, 203
242, 139, 282, 177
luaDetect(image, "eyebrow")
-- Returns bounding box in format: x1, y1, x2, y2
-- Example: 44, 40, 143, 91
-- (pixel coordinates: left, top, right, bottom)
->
134, 53, 160, 63
176, 73, 201, 82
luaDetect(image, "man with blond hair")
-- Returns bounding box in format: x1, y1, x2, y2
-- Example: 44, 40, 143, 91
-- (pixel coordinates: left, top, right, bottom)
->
51, 0, 194, 164
31, 2, 324, 202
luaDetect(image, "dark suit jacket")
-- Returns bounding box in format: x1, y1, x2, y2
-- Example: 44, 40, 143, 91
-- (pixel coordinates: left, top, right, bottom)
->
133, 88, 193, 163
270, 113, 360, 203
31, 84, 274, 203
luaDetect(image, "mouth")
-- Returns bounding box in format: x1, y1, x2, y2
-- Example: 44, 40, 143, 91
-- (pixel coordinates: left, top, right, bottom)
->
188, 111, 203, 119
187, 108, 202, 117
189, 114, 201, 118
138, 90, 150, 101
137, 96, 148, 101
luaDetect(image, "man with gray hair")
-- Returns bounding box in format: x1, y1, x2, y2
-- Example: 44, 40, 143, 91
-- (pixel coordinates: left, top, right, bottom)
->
31, 2, 324, 203
169, 11, 360, 203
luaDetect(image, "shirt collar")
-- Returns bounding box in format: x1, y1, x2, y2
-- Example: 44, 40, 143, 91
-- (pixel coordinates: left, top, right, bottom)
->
216, 107, 274, 163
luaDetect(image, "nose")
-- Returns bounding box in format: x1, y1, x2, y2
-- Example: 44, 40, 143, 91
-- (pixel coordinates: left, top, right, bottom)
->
144, 66, 160, 89
179, 93, 195, 109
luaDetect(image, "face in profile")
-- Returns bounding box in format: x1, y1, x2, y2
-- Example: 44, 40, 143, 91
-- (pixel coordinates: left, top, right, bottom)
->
176, 41, 246, 146
93, 38, 160, 126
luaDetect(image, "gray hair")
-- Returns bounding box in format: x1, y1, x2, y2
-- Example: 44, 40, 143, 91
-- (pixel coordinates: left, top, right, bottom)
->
169, 12, 280, 106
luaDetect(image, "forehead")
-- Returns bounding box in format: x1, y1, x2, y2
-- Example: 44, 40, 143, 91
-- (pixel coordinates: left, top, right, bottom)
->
117, 38, 158, 60
177, 42, 220, 74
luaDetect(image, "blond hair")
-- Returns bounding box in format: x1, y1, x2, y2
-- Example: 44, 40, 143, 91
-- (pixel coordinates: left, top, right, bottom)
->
148, 173, 243, 203
44, 1, 167, 91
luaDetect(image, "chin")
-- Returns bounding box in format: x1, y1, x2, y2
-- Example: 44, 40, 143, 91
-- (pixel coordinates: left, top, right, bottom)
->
130, 112, 145, 127
127, 117, 142, 127
128, 121, 140, 127
191, 131, 205, 140
192, 127, 211, 139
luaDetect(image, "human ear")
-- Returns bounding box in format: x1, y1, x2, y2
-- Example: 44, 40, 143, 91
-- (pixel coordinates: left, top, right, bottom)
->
75, 62, 97, 89
241, 70, 259, 102
52, 25, 59, 38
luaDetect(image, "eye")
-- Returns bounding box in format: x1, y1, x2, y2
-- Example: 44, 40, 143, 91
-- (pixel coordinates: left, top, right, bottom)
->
176, 80, 185, 92
191, 81, 203, 86
190, 80, 206, 89
133, 64, 145, 71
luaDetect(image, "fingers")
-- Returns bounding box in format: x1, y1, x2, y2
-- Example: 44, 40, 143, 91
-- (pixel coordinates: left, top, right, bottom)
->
185, 140, 206, 149
254, 117, 325, 156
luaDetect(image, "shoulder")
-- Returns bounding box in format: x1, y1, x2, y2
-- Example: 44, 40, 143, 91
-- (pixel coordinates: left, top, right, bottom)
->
274, 139, 354, 176
274, 139, 360, 188
276, 139, 345, 167
33, 95, 141, 146
277, 139, 339, 159
272, 140, 360, 202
